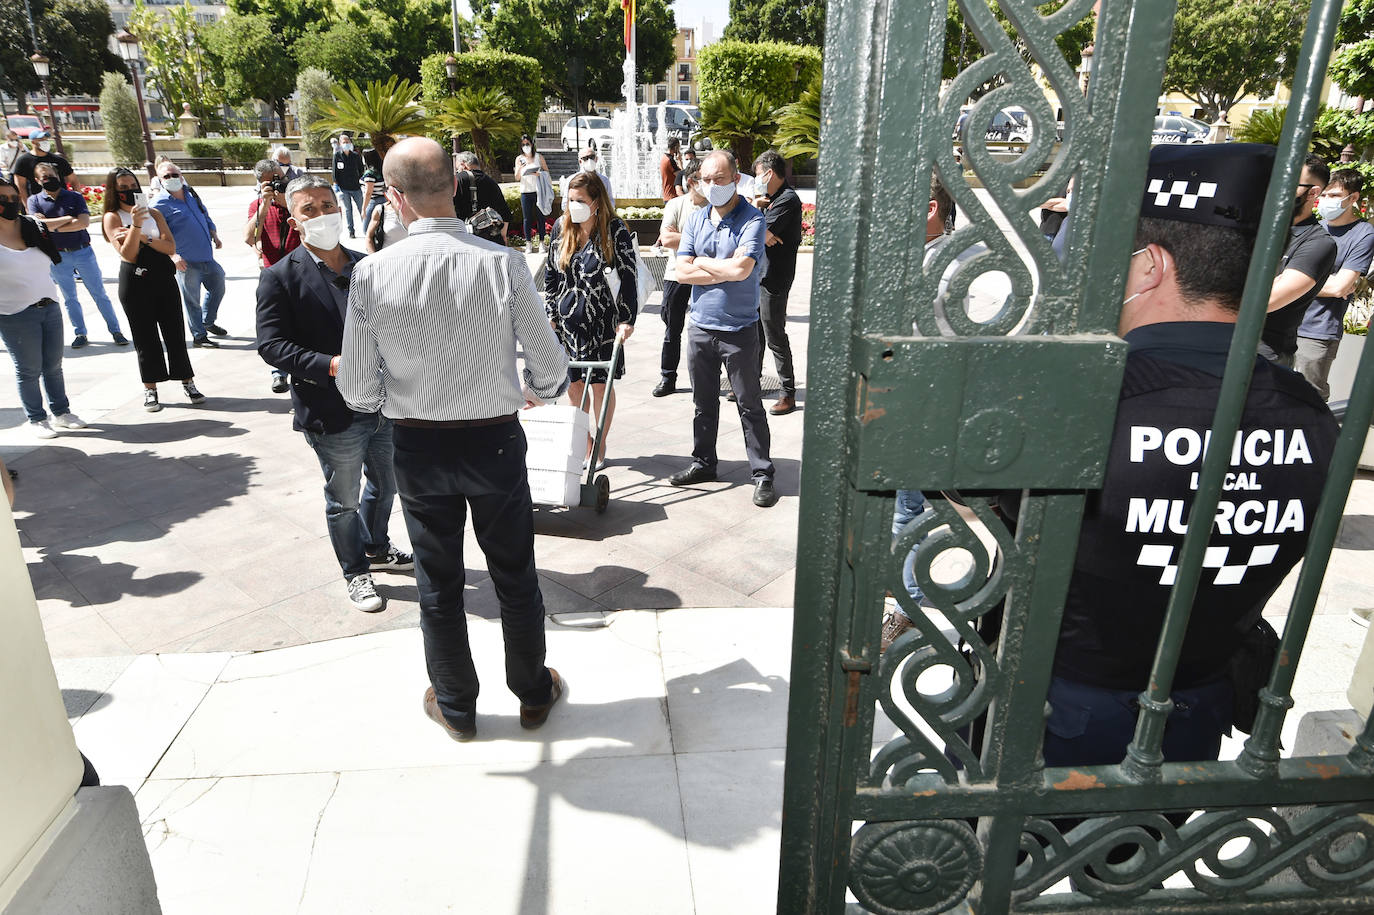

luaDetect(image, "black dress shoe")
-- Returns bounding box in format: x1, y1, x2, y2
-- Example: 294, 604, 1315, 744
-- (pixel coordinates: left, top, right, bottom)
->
652, 377, 675, 397
270, 372, 289, 394
753, 479, 779, 507
669, 463, 717, 486
192, 335, 219, 348
207, 323, 229, 337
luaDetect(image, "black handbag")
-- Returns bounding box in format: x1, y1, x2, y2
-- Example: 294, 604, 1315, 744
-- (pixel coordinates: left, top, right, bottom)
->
1227, 618, 1280, 734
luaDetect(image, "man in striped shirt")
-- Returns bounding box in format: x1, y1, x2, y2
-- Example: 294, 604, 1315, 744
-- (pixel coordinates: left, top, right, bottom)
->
338, 137, 571, 742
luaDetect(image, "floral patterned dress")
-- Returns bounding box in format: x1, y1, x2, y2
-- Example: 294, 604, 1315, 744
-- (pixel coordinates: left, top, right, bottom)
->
543, 217, 638, 383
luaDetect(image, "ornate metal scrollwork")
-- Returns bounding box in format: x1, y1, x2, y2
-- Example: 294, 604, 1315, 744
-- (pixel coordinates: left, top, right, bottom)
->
851, 820, 982, 915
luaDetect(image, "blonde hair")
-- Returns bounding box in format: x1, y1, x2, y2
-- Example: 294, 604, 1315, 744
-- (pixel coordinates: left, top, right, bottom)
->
557, 171, 616, 271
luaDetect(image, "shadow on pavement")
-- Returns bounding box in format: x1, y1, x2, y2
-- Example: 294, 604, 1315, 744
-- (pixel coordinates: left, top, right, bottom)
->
1337, 514, 1374, 550
87, 418, 248, 444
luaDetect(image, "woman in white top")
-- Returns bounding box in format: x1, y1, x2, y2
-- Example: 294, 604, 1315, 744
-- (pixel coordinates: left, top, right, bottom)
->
101, 168, 203, 412
0, 177, 85, 438
515, 133, 549, 252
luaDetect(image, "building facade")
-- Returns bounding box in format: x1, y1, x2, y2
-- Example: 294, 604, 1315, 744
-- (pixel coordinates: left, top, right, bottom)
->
643, 27, 700, 106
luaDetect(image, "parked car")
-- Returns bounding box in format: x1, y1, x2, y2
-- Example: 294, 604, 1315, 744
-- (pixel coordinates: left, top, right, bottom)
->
561, 116, 615, 152
641, 103, 701, 144
3, 114, 49, 139
953, 106, 1033, 143
1151, 115, 1209, 144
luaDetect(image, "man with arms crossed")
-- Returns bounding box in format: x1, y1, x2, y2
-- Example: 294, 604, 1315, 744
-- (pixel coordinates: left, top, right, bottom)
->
338, 138, 570, 742
257, 175, 412, 614
1260, 154, 1337, 367
669, 149, 780, 508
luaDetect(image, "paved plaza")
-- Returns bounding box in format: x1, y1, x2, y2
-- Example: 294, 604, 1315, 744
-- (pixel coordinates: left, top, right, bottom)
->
4, 185, 1374, 913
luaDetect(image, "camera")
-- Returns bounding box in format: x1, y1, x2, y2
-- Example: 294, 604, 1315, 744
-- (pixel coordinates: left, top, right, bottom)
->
269, 177, 287, 193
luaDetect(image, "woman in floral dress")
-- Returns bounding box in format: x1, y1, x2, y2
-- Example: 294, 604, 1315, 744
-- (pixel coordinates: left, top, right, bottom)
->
543, 171, 638, 468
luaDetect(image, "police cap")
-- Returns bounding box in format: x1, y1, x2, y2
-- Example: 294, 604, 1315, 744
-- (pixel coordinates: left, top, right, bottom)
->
1140, 143, 1276, 232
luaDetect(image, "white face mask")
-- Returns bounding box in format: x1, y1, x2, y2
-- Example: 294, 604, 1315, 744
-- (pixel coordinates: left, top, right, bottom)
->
522, 145, 533, 156
298, 211, 343, 249
341, 143, 352, 152
37, 140, 53, 153
4, 140, 16, 148
580, 160, 597, 174
706, 181, 736, 208
1317, 194, 1353, 222
568, 200, 593, 224
162, 176, 184, 193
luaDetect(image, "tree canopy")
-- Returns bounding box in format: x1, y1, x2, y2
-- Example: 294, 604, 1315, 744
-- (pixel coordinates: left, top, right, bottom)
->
1331, 0, 1374, 102
205, 13, 298, 129
472, 0, 677, 109
0, 0, 124, 107
1161, 0, 1306, 122
722, 0, 825, 48
942, 0, 1093, 96
127, 1, 222, 127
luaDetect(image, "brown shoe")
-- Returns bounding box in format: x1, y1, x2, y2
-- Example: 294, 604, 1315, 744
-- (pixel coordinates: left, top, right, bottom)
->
520, 668, 565, 730
423, 687, 476, 741
880, 612, 915, 652
770, 394, 796, 415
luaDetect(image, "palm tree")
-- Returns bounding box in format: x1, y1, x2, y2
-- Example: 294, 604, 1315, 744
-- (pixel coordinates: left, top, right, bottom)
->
313, 76, 437, 158
774, 76, 822, 161
438, 88, 525, 177
1235, 105, 1343, 162
699, 89, 777, 169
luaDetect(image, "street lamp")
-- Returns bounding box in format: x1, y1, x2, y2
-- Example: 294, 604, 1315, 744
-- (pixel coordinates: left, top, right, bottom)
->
115, 30, 158, 179
444, 53, 459, 156
28, 53, 65, 158
1078, 44, 1094, 94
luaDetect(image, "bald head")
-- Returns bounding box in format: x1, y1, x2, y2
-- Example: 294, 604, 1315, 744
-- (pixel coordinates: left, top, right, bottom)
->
383, 137, 457, 219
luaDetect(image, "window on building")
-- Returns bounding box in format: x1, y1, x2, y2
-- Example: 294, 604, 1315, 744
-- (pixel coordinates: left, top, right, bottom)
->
679, 85, 690, 103
656, 85, 668, 103
678, 64, 691, 82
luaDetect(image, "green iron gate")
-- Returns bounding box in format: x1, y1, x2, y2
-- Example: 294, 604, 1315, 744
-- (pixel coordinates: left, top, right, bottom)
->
779, 0, 1374, 911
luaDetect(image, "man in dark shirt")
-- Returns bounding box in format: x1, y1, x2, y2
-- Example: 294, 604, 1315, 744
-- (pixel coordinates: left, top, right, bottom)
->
331, 133, 364, 239
26, 161, 126, 347
749, 149, 803, 415
452, 151, 511, 242
11, 130, 79, 199
1260, 154, 1337, 367
1040, 144, 1338, 769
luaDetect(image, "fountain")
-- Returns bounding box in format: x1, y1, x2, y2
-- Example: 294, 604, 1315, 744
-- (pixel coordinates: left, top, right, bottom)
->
608, 56, 671, 200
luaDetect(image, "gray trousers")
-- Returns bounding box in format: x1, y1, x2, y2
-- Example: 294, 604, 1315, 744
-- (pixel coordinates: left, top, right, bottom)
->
686, 322, 775, 480
1295, 335, 1340, 401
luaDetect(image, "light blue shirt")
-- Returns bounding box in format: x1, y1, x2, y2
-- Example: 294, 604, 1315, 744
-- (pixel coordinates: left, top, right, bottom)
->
151, 189, 218, 263
679, 196, 767, 332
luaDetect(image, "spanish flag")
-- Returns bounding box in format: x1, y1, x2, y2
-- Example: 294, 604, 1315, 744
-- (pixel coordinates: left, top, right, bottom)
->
622, 0, 635, 53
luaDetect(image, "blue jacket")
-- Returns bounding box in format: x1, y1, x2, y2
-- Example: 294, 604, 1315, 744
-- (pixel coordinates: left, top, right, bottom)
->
151, 187, 218, 263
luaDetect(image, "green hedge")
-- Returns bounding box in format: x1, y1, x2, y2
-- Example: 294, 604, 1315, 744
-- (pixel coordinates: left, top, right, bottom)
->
420, 50, 542, 169
698, 41, 822, 110
182, 138, 271, 168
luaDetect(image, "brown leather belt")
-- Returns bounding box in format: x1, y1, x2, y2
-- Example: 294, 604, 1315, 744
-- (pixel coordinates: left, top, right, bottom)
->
395, 413, 517, 429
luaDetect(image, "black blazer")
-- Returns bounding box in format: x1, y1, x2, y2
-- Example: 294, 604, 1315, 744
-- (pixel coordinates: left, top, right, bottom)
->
255, 244, 366, 434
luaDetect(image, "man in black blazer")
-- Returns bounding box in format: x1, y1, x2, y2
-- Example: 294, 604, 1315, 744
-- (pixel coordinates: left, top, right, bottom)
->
256, 174, 412, 614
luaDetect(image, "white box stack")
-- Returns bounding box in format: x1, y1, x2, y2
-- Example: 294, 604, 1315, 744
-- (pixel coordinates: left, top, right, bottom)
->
521, 405, 590, 506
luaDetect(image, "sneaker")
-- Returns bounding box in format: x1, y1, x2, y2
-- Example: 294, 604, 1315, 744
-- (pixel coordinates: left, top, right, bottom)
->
51, 412, 86, 430
144, 390, 162, 412
29, 419, 57, 439
368, 546, 415, 573
346, 573, 385, 612
880, 611, 916, 652
270, 372, 289, 394
71, 334, 88, 349
519, 668, 565, 729
182, 381, 206, 404
192, 336, 219, 348
113, 333, 130, 346
207, 324, 228, 337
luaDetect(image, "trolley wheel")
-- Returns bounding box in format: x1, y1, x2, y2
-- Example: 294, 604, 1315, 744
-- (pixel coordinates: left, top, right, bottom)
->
594, 474, 610, 513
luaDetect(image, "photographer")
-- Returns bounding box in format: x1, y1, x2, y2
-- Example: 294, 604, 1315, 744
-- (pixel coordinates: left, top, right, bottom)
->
245, 159, 300, 393
453, 151, 510, 244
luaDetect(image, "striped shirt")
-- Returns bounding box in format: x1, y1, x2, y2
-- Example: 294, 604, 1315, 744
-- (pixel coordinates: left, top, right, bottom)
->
338, 217, 569, 420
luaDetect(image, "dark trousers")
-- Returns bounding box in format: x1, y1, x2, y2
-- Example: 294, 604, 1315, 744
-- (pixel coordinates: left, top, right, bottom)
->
686, 322, 775, 480
658, 279, 691, 379
392, 421, 554, 728
520, 191, 545, 241
118, 261, 193, 384
756, 284, 795, 395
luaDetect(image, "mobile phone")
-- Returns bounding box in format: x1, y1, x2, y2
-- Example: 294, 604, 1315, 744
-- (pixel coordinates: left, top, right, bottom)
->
133, 192, 147, 209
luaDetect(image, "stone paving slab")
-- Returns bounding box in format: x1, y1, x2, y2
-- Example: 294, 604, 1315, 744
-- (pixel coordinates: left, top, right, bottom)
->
1, 187, 811, 657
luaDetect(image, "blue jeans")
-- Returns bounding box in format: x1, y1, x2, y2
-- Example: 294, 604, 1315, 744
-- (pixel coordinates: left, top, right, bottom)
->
302, 412, 399, 580
50, 245, 122, 337
892, 489, 928, 609
0, 302, 70, 421
338, 188, 363, 234
175, 258, 226, 339
520, 191, 545, 241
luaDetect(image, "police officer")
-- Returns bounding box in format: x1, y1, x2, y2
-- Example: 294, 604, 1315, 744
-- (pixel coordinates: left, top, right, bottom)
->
1040, 144, 1339, 769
